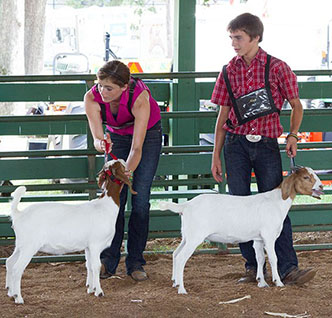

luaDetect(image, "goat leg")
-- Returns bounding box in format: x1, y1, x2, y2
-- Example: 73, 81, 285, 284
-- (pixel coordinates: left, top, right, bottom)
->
253, 240, 269, 288
265, 241, 284, 287
88, 247, 104, 297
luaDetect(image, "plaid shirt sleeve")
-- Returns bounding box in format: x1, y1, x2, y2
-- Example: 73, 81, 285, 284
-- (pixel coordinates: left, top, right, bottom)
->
211, 71, 232, 107
275, 61, 299, 101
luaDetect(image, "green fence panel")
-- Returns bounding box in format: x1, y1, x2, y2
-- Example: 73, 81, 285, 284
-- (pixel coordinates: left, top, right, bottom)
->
0, 157, 90, 180
0, 115, 88, 135
0, 83, 87, 102
0, 81, 170, 104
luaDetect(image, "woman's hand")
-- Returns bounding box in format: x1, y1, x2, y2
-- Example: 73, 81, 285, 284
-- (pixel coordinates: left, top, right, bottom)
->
124, 169, 133, 180
94, 133, 113, 153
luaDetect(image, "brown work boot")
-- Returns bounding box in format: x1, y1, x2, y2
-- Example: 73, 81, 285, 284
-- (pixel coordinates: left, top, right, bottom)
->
237, 268, 257, 284
130, 270, 148, 282
100, 263, 113, 280
283, 268, 316, 285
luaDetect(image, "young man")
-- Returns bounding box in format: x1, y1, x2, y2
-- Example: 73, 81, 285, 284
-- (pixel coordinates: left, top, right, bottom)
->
211, 13, 315, 284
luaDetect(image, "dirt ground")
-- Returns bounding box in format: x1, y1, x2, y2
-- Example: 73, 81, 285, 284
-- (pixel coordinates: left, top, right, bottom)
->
1, 235, 332, 318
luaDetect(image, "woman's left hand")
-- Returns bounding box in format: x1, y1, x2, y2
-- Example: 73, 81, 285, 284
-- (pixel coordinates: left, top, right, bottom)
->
125, 169, 133, 180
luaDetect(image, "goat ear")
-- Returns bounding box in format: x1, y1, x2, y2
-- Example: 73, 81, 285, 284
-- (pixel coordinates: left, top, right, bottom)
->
112, 163, 137, 195
281, 173, 295, 200
97, 170, 106, 189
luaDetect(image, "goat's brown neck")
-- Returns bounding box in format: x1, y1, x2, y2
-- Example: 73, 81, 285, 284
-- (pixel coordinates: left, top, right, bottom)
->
99, 180, 122, 207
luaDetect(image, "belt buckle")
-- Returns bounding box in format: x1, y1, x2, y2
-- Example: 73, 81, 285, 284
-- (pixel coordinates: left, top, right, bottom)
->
246, 134, 262, 142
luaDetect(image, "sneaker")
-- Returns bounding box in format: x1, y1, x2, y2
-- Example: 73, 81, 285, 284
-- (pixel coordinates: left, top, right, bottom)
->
100, 263, 113, 280
237, 268, 257, 284
283, 268, 316, 285
130, 269, 148, 282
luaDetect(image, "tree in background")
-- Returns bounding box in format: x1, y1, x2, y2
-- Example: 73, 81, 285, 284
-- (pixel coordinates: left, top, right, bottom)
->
0, 0, 47, 76
0, 0, 47, 115
0, 0, 24, 76
24, 0, 47, 75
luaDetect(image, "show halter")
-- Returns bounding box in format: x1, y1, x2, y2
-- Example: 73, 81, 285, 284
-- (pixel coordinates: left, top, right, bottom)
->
102, 139, 122, 185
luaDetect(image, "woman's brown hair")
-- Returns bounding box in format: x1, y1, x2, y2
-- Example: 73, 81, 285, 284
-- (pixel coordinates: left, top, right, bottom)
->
97, 60, 130, 87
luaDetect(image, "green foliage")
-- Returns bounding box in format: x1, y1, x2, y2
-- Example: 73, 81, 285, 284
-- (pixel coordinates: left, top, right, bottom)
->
65, 0, 159, 9
65, 0, 128, 8
0, 66, 8, 75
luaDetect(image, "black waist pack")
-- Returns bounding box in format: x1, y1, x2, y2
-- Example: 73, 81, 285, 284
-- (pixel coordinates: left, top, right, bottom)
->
223, 54, 280, 129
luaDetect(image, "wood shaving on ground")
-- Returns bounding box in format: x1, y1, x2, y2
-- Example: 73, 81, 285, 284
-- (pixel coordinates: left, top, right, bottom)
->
131, 299, 143, 303
219, 295, 251, 304
110, 275, 123, 280
264, 311, 310, 317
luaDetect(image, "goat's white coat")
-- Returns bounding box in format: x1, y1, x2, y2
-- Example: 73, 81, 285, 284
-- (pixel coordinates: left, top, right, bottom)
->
159, 167, 323, 294
5, 159, 128, 304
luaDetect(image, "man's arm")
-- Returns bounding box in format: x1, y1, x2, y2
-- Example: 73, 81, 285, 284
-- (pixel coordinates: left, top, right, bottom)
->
211, 106, 230, 182
286, 98, 303, 157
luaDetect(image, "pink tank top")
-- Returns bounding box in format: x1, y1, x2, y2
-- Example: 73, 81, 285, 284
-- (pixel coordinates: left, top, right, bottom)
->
92, 78, 161, 135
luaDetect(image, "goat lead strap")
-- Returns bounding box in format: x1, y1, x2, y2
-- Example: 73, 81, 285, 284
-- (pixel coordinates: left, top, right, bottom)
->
290, 157, 296, 170
287, 157, 296, 176
103, 139, 118, 163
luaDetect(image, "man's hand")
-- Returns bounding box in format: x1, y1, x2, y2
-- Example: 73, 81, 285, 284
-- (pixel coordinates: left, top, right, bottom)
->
211, 157, 223, 183
285, 135, 298, 158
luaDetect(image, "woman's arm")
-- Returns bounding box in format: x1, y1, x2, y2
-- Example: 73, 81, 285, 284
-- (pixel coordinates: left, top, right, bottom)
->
84, 90, 112, 152
125, 90, 151, 172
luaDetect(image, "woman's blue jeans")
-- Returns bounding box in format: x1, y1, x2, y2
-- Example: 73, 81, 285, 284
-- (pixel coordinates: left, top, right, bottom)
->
100, 122, 162, 275
224, 132, 298, 279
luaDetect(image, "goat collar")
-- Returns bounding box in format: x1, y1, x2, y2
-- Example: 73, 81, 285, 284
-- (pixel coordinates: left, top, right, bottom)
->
105, 169, 122, 185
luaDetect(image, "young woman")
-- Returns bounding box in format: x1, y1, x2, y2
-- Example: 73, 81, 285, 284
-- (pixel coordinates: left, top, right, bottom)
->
84, 60, 162, 281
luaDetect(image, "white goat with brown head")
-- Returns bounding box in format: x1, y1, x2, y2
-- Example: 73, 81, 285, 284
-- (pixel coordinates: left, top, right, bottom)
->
6, 159, 136, 304
159, 167, 324, 294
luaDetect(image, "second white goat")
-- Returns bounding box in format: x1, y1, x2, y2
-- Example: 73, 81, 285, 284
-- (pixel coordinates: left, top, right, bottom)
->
159, 167, 323, 294
5, 159, 136, 304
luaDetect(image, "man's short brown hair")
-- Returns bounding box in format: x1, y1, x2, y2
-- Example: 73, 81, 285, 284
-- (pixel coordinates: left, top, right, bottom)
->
227, 13, 264, 42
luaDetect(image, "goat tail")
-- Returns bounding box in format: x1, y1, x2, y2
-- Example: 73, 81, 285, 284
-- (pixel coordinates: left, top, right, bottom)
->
158, 201, 185, 214
11, 186, 26, 214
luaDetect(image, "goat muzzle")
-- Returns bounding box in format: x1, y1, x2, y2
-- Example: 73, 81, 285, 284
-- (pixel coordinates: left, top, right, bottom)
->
312, 185, 324, 199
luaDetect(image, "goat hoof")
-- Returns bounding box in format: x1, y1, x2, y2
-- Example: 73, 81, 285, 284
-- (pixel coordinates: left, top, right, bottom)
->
258, 282, 269, 288
87, 287, 94, 294
14, 295, 24, 304
177, 288, 187, 294
95, 290, 104, 297
7, 289, 14, 297
275, 281, 284, 287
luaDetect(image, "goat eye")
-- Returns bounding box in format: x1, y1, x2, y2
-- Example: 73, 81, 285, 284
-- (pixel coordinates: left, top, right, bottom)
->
303, 176, 310, 180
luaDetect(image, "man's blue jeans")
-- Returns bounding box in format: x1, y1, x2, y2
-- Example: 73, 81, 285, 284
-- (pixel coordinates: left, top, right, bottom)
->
223, 132, 298, 279
100, 121, 162, 275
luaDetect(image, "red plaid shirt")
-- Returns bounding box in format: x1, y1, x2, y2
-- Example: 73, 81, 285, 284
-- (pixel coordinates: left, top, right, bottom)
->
211, 48, 299, 138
